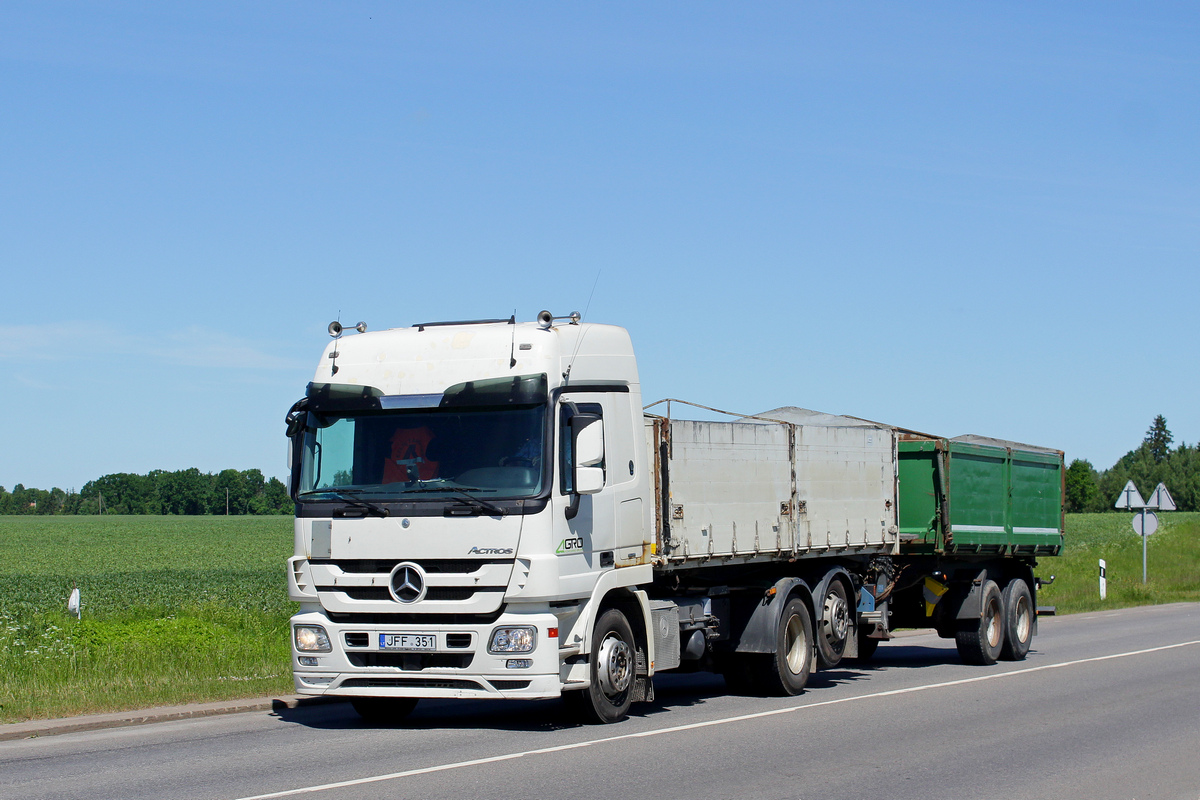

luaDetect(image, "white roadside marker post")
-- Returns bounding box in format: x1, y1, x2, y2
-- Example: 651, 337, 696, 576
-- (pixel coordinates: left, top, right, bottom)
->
1099, 559, 1106, 600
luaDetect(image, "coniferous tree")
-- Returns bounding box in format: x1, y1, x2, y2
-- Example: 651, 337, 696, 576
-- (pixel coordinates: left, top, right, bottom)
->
1145, 414, 1173, 463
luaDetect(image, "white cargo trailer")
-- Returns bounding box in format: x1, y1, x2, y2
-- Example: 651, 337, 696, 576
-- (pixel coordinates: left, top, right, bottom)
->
285, 313, 1061, 723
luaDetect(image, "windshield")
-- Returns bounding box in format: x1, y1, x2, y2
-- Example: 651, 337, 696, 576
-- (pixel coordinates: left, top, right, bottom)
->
297, 403, 547, 501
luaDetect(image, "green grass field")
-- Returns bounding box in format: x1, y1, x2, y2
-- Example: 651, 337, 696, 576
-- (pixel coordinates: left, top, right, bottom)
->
0, 516, 294, 723
1, 512, 1198, 723
1038, 512, 1200, 614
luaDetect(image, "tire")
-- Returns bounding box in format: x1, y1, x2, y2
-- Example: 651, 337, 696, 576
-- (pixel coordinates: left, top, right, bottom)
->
816, 578, 851, 670
1000, 578, 1033, 661
955, 579, 1004, 666
746, 597, 813, 696
566, 608, 636, 724
853, 632, 880, 662
350, 696, 418, 723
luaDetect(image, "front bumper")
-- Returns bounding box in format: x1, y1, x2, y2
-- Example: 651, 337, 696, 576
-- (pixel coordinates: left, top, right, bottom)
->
290, 609, 565, 700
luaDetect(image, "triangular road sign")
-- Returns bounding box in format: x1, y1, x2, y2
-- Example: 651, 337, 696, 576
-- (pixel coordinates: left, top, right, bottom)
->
1146, 483, 1176, 511
1114, 480, 1145, 509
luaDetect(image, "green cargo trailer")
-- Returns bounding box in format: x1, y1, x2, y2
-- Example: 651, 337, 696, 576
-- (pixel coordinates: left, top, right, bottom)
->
897, 435, 1063, 556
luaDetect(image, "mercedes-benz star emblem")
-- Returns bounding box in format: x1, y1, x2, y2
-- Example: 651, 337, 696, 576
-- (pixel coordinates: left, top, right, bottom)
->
388, 562, 426, 604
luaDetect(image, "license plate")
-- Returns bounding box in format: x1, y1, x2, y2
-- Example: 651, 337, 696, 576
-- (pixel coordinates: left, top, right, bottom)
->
379, 633, 436, 651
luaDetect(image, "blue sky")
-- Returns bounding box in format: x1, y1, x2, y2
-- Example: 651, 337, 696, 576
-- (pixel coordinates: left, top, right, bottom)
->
2, 2, 1197, 493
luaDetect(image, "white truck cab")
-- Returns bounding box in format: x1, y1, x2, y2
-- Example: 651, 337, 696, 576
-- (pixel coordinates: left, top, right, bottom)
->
286, 313, 655, 722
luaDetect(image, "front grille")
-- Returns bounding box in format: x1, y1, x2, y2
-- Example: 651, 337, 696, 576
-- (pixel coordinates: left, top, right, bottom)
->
344, 632, 369, 647
319, 586, 504, 602
341, 677, 482, 690
445, 633, 472, 648
316, 559, 510, 575
347, 653, 474, 669
327, 609, 506, 625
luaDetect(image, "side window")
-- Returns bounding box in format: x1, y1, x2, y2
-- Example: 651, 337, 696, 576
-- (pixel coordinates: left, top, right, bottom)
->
559, 402, 604, 494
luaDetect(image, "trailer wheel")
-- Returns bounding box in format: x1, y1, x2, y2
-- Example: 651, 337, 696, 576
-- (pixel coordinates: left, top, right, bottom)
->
349, 697, 418, 723
748, 597, 813, 696
816, 579, 851, 669
1000, 578, 1033, 661
852, 632, 879, 662
955, 580, 1004, 666
566, 608, 635, 724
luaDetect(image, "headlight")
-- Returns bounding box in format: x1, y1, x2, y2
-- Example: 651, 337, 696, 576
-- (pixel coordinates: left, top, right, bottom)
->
488, 626, 536, 653
294, 625, 332, 652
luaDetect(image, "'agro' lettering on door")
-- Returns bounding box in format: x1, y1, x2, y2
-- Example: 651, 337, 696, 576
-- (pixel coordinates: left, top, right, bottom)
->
556, 537, 584, 554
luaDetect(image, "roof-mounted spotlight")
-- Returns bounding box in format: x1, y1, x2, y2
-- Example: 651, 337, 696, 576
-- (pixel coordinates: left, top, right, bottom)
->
328, 321, 368, 337
536, 311, 582, 330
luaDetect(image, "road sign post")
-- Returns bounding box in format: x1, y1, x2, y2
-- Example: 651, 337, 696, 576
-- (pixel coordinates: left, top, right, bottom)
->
1115, 481, 1175, 585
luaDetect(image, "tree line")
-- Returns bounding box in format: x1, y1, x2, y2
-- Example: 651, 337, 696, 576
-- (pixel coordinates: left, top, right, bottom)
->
3, 417, 1194, 516
0, 468, 291, 516
1065, 415, 1199, 513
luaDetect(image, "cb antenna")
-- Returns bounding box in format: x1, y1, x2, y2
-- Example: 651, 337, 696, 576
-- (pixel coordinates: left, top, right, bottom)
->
563, 269, 602, 384
580, 269, 601, 322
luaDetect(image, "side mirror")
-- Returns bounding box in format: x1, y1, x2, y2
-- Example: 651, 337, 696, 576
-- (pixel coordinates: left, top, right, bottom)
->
575, 466, 604, 494
570, 415, 605, 495
572, 416, 604, 466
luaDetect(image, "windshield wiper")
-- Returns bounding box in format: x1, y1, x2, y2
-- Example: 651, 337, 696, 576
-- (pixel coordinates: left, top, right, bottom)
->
444, 488, 507, 517
298, 489, 390, 518
400, 484, 506, 515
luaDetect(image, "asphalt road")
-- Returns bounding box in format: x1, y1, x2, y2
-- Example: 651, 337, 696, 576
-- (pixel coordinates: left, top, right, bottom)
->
3, 603, 1198, 800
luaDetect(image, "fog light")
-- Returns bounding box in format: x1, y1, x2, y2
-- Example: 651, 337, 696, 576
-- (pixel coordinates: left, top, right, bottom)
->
506, 659, 532, 669
488, 626, 536, 653
295, 625, 332, 652
298, 656, 319, 667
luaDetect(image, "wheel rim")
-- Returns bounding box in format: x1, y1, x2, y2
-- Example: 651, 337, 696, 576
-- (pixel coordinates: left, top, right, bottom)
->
986, 603, 1002, 648
784, 614, 808, 674
822, 589, 849, 648
1014, 595, 1032, 643
596, 632, 633, 697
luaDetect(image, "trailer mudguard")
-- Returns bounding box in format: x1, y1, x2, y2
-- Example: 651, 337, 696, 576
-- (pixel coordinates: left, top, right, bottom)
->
732, 577, 814, 654
953, 569, 992, 621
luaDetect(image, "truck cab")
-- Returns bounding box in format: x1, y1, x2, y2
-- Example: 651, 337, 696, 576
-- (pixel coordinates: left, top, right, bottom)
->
285, 314, 655, 722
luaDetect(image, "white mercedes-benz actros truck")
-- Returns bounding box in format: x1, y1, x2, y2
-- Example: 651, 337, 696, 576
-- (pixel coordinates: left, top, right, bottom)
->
285, 312, 1062, 723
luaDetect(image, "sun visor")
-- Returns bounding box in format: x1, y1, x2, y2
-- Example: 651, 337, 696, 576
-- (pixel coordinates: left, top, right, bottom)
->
440, 373, 548, 408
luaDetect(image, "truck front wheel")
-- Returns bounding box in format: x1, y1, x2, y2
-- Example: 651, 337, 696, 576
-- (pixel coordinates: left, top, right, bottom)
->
567, 608, 635, 724
955, 580, 1004, 666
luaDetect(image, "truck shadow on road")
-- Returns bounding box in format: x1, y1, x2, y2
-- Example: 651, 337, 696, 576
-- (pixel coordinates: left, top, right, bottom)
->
272, 644, 971, 733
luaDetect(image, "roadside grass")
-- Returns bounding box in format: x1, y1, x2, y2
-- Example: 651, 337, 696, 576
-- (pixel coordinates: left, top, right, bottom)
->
1039, 512, 1200, 614
0, 516, 294, 723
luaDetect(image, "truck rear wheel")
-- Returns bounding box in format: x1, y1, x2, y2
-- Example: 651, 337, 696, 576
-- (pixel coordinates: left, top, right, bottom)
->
566, 608, 635, 724
816, 579, 851, 670
955, 580, 1004, 666
748, 597, 813, 696
349, 697, 418, 723
1000, 578, 1033, 661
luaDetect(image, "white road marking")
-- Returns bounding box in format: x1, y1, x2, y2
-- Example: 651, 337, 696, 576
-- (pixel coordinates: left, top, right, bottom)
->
230, 639, 1200, 800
